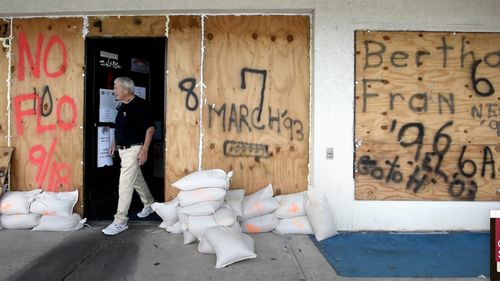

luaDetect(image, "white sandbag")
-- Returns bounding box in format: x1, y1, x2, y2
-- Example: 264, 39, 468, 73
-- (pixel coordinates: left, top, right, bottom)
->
240, 184, 275, 220
198, 234, 216, 255
204, 226, 256, 268
0, 189, 42, 215
179, 213, 197, 244
240, 213, 279, 233
240, 197, 279, 221
183, 230, 197, 244
151, 199, 179, 226
186, 215, 218, 239
224, 189, 245, 217
245, 183, 273, 201
30, 190, 78, 217
172, 169, 233, 190
165, 221, 183, 234
179, 200, 224, 216
199, 226, 254, 255
32, 213, 86, 232
214, 204, 237, 227
273, 216, 314, 235
305, 188, 337, 241
274, 191, 306, 219
0, 214, 41, 229
178, 188, 226, 207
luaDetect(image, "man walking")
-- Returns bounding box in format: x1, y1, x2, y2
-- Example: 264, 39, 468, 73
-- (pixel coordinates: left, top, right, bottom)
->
102, 77, 155, 235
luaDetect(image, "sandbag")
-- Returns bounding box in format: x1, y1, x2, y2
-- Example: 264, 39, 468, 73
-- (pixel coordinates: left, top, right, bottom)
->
179, 213, 197, 244
186, 215, 218, 239
199, 226, 254, 255
172, 169, 233, 191
151, 199, 179, 226
0, 214, 41, 229
273, 216, 314, 235
179, 200, 224, 216
0, 189, 42, 215
165, 221, 182, 234
32, 213, 86, 232
178, 188, 226, 207
204, 226, 256, 268
224, 189, 245, 217
240, 213, 278, 233
274, 191, 306, 218
30, 190, 78, 217
214, 203, 237, 227
240, 197, 279, 221
305, 188, 337, 241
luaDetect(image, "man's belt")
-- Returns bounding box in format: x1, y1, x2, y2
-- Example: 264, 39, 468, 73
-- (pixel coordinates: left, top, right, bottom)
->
116, 143, 142, 149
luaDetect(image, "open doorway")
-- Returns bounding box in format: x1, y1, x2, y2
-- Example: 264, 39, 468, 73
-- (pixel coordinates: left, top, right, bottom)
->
84, 37, 166, 220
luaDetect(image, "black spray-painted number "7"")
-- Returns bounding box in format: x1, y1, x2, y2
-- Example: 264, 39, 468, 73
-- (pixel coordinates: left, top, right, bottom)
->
240, 68, 267, 122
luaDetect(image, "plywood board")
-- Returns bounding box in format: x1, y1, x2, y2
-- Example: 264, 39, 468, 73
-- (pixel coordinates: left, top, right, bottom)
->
87, 16, 166, 37
10, 18, 84, 213
355, 31, 500, 201
202, 16, 310, 195
0, 18, 9, 147
165, 16, 201, 200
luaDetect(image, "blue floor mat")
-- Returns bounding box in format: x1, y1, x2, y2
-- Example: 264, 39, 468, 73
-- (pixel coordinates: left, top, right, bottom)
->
311, 232, 489, 278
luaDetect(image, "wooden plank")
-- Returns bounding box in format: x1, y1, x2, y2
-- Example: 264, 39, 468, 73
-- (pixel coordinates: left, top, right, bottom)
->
0, 18, 9, 147
355, 143, 500, 201
202, 16, 310, 195
355, 31, 500, 201
10, 18, 84, 213
165, 16, 201, 200
87, 16, 166, 37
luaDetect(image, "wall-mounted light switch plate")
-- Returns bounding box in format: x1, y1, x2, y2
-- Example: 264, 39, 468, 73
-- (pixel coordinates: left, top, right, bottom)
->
326, 147, 334, 160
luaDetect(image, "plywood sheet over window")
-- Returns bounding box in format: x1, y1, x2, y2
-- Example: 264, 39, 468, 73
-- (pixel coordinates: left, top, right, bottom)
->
165, 15, 310, 198
10, 18, 84, 212
202, 16, 310, 195
355, 31, 500, 201
0, 18, 9, 146
165, 16, 201, 200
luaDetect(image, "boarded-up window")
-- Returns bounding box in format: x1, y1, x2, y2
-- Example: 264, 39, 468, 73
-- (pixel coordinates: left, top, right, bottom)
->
10, 18, 84, 211
166, 16, 310, 199
355, 31, 500, 201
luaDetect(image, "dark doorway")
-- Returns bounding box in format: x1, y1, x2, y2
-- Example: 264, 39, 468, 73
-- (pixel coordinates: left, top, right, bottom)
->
84, 37, 166, 220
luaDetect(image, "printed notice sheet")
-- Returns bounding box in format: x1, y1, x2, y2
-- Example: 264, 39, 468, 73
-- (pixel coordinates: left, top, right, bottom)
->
99, 88, 119, 123
97, 126, 115, 168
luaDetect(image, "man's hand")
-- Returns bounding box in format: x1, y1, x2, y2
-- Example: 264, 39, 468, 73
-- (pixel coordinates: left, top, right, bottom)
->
109, 142, 116, 156
138, 146, 149, 165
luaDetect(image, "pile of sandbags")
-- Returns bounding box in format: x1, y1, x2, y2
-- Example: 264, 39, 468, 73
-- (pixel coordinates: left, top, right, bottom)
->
154, 169, 256, 268
154, 169, 338, 268
0, 189, 86, 231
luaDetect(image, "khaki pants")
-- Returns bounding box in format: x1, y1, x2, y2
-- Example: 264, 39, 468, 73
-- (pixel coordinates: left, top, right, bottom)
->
113, 145, 154, 225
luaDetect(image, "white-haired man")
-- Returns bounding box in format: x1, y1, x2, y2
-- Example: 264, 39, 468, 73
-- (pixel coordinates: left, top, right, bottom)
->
102, 77, 155, 235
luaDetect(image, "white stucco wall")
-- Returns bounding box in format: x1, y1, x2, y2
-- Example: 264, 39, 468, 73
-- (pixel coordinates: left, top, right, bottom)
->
1, 0, 499, 231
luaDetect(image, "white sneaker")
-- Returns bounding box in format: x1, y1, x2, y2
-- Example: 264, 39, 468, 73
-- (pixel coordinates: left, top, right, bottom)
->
137, 206, 154, 218
102, 223, 128, 235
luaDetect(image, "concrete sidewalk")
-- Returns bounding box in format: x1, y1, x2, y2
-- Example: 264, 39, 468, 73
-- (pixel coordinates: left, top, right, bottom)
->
0, 222, 488, 281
